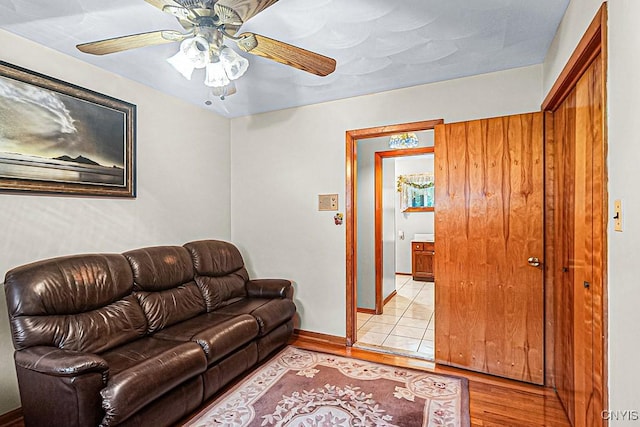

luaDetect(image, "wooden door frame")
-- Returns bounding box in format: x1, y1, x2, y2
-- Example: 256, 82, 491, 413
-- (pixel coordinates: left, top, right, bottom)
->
542, 2, 608, 422
345, 119, 443, 346
372, 147, 435, 314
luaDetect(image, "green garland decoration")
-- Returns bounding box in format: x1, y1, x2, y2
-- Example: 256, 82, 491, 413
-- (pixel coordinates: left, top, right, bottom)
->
397, 176, 434, 192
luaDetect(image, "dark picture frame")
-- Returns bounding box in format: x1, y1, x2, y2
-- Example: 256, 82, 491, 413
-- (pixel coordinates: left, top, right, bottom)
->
0, 61, 136, 197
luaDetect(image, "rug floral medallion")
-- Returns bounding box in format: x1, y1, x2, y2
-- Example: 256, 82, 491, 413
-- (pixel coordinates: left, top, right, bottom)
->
186, 346, 470, 427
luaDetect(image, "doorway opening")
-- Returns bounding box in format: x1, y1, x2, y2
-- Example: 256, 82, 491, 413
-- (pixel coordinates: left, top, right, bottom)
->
358, 148, 435, 358
345, 119, 442, 358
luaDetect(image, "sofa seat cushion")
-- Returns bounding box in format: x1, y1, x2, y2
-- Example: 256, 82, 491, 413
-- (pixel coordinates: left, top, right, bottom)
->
154, 313, 259, 364
99, 337, 206, 426
215, 298, 296, 337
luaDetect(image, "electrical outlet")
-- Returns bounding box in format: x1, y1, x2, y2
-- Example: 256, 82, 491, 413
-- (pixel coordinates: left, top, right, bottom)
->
614, 199, 622, 232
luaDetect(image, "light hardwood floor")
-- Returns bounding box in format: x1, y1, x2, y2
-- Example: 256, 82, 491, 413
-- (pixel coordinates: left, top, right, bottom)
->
291, 335, 571, 427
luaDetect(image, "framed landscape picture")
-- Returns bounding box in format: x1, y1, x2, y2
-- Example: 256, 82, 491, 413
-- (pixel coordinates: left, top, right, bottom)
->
0, 61, 136, 197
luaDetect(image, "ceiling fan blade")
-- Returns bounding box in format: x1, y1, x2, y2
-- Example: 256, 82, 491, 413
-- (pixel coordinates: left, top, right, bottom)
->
215, 0, 278, 24
144, 0, 183, 12
77, 30, 187, 56
145, 1, 198, 30
236, 33, 336, 77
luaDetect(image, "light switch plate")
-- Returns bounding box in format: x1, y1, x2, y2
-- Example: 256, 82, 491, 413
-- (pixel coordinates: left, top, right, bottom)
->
319, 194, 338, 211
614, 199, 622, 232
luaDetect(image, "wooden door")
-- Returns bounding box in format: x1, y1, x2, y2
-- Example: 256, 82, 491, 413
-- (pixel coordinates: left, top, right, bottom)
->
551, 54, 605, 427
434, 112, 544, 384
543, 5, 608, 424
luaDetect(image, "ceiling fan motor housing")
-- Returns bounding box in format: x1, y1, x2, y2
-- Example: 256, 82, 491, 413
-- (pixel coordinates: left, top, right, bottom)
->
177, 0, 213, 9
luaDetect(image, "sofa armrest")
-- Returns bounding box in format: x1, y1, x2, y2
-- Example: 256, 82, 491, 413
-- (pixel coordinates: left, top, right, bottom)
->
14, 346, 108, 426
246, 279, 293, 299
15, 346, 109, 380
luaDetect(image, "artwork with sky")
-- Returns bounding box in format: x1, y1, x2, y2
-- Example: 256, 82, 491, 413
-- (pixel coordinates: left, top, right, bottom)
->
0, 74, 126, 186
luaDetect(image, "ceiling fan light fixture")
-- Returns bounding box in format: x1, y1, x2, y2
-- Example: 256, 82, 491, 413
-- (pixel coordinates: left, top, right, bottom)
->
181, 35, 210, 69
204, 60, 231, 88
167, 49, 196, 80
168, 34, 212, 80
219, 46, 249, 80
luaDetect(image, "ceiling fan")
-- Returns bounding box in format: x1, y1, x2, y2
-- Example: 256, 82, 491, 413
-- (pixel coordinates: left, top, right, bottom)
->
76, 0, 337, 100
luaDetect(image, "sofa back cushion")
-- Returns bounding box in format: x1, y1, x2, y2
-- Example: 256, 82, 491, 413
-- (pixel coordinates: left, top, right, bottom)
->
124, 246, 205, 333
184, 240, 248, 311
4, 254, 147, 353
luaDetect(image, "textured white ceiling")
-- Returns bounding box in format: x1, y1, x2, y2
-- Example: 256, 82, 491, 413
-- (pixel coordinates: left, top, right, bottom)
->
0, 0, 569, 118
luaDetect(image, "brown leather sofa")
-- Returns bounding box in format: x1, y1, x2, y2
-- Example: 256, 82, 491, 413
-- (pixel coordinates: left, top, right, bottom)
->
3, 239, 296, 427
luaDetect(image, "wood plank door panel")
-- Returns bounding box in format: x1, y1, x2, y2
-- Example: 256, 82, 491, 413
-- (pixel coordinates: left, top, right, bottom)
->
552, 53, 604, 427
434, 112, 544, 384
553, 89, 577, 425
576, 54, 605, 427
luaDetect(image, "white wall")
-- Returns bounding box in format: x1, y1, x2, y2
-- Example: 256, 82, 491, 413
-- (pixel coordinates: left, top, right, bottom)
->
542, 0, 603, 95
0, 30, 231, 414
395, 154, 435, 274
605, 0, 640, 421
381, 157, 395, 301
230, 64, 542, 337
356, 137, 389, 309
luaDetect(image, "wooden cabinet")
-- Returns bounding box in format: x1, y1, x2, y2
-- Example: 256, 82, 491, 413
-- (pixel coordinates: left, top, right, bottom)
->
412, 241, 434, 281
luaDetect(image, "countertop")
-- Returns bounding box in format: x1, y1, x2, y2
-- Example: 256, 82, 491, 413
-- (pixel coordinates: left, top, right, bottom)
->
412, 233, 434, 243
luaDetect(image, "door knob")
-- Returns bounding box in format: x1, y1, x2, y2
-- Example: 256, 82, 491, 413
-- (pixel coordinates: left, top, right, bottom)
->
527, 257, 541, 267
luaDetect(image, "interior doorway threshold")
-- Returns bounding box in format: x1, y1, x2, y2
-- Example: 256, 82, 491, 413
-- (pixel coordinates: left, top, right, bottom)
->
353, 341, 436, 366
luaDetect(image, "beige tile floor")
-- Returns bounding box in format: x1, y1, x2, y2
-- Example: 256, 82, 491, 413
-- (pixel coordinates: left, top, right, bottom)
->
356, 275, 435, 360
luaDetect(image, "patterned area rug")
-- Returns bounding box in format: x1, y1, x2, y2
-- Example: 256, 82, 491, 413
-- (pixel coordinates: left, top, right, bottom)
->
185, 346, 470, 426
